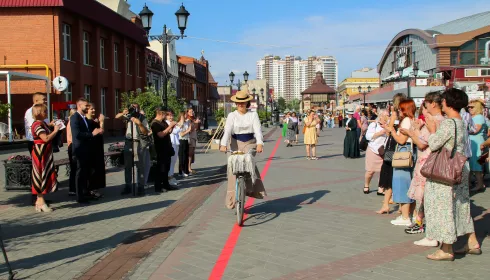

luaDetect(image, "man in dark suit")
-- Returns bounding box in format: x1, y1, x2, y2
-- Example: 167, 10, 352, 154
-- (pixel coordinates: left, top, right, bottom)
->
70, 98, 102, 203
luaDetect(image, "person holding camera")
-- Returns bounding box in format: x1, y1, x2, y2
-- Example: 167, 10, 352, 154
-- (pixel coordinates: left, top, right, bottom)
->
151, 107, 179, 192
115, 103, 151, 196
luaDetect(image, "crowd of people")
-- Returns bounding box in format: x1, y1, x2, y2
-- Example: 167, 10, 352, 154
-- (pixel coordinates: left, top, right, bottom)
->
24, 93, 202, 212
363, 89, 484, 261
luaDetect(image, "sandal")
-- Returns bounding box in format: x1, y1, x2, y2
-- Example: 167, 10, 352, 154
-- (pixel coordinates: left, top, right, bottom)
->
311, 157, 318, 160
307, 157, 311, 160
427, 249, 454, 261
454, 244, 482, 255
375, 208, 390, 214
363, 187, 369, 194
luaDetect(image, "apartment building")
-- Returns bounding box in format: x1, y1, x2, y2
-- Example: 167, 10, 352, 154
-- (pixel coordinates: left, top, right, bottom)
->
256, 55, 338, 102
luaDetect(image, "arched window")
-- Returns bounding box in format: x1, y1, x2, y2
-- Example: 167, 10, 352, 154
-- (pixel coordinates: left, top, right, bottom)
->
450, 33, 490, 65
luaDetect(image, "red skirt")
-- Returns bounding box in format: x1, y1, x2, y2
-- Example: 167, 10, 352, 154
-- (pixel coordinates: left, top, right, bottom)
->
31, 139, 58, 195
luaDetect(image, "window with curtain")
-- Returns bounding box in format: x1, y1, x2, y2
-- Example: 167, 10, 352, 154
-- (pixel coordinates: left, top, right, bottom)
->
450, 33, 490, 65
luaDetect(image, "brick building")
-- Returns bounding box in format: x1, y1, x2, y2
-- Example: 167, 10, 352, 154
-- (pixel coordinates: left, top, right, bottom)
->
0, 0, 148, 135
177, 55, 219, 117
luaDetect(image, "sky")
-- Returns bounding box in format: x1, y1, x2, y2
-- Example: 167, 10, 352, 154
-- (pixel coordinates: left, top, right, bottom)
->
130, 0, 490, 85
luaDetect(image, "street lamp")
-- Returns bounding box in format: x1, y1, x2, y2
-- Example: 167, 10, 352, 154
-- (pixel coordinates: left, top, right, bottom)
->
252, 88, 256, 106
229, 71, 248, 90
358, 86, 372, 107
141, 3, 190, 108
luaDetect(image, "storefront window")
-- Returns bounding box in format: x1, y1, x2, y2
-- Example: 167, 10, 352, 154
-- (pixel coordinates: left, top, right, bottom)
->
460, 52, 476, 65
460, 40, 476, 51
450, 52, 458, 65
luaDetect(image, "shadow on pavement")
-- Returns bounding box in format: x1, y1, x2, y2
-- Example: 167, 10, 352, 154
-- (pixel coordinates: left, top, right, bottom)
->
0, 226, 177, 278
2, 199, 176, 241
243, 190, 330, 227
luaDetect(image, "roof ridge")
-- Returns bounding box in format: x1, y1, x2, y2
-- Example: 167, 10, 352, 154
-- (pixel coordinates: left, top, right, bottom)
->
430, 10, 490, 30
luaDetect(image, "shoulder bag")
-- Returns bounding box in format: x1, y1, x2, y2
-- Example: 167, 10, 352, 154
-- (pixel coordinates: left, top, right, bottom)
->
383, 135, 395, 162
391, 141, 414, 168
420, 119, 467, 185
360, 123, 376, 152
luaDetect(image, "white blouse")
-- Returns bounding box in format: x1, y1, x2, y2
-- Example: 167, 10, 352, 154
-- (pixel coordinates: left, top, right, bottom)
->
366, 122, 387, 154
221, 110, 264, 147
166, 120, 181, 145
179, 120, 191, 140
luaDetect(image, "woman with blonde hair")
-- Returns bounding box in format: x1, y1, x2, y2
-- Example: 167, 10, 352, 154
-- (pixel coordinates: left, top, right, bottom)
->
31, 104, 61, 212
304, 110, 319, 160
467, 99, 487, 193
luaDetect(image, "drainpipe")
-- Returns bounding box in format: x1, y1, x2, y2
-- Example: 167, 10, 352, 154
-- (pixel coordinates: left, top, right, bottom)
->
483, 41, 490, 65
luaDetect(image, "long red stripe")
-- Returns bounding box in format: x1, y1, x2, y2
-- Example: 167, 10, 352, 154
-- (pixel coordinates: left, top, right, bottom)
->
208, 135, 282, 280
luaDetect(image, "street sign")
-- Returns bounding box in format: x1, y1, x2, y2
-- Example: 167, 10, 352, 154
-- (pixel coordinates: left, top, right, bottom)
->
52, 76, 69, 91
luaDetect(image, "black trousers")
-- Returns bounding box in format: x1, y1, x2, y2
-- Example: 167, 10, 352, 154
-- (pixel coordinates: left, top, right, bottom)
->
154, 155, 171, 191
74, 156, 89, 202
68, 144, 77, 193
178, 139, 189, 175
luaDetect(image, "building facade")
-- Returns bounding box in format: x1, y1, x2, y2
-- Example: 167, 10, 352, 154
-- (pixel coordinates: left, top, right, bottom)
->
256, 55, 338, 102
146, 49, 163, 92
366, 11, 490, 104
0, 0, 148, 134
338, 68, 380, 105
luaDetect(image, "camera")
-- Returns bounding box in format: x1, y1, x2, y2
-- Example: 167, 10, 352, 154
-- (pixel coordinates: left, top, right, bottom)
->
125, 105, 140, 119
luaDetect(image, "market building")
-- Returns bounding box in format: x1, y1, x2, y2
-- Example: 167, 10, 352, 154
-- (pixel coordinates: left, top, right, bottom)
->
351, 11, 490, 106
0, 0, 148, 135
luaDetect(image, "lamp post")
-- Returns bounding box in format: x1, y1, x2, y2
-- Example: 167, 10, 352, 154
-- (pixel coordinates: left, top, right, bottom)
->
140, 3, 190, 108
260, 88, 266, 120
229, 71, 249, 91
358, 85, 372, 107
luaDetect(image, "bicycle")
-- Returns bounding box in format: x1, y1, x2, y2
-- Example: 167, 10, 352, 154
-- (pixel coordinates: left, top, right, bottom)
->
227, 148, 256, 226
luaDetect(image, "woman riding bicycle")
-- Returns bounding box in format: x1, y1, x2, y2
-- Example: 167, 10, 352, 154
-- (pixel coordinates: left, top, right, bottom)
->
220, 90, 267, 209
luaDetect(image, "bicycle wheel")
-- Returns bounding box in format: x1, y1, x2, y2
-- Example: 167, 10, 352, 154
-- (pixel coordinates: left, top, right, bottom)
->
236, 176, 246, 226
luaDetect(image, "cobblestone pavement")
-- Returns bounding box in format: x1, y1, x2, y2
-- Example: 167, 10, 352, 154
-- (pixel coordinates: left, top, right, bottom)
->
127, 128, 490, 280
0, 135, 243, 280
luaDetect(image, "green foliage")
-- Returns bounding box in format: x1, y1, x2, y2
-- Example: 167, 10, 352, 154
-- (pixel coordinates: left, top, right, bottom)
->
0, 101, 10, 119
121, 88, 162, 121
277, 97, 286, 112
286, 99, 300, 112
120, 83, 187, 122
215, 107, 236, 125
257, 109, 267, 122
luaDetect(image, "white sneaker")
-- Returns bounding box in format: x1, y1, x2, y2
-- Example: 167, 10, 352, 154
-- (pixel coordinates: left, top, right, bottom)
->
390, 215, 412, 226
414, 237, 438, 247
169, 178, 179, 186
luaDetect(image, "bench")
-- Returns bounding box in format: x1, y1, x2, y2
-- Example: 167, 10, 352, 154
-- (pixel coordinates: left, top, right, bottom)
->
54, 151, 124, 176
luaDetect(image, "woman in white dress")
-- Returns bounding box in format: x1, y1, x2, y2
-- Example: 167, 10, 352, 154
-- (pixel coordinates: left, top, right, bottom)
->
220, 90, 267, 209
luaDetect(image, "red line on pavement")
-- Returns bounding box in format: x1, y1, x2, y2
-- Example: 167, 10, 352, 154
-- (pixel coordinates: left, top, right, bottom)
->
208, 135, 282, 280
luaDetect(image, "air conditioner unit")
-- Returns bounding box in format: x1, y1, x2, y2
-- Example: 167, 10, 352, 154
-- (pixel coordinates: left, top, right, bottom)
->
435, 73, 443, 79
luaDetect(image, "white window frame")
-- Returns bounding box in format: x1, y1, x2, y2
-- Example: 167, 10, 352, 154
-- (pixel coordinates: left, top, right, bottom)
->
65, 83, 72, 101
100, 38, 106, 69
115, 89, 120, 114
83, 31, 90, 65
100, 88, 107, 115
114, 43, 119, 72
84, 85, 91, 101
63, 24, 72, 61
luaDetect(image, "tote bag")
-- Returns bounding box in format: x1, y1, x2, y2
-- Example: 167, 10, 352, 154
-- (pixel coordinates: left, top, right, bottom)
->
420, 119, 467, 185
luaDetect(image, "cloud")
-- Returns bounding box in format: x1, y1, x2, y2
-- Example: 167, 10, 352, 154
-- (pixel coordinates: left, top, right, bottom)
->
188, 1, 490, 85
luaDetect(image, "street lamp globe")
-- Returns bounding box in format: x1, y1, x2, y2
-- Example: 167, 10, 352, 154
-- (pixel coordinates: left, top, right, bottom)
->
260, 88, 264, 95
252, 88, 256, 95
175, 3, 190, 37
229, 71, 235, 84
243, 71, 249, 83
139, 4, 154, 34
413, 62, 419, 78
368, 85, 372, 92
358, 85, 362, 93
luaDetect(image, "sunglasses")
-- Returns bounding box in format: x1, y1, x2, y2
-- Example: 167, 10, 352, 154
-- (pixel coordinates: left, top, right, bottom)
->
468, 106, 475, 109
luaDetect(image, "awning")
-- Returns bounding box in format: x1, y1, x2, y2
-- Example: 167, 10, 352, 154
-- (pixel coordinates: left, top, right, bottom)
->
366, 85, 446, 103
0, 71, 51, 142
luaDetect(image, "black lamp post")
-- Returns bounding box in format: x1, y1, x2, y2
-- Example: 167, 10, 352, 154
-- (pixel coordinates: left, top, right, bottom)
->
229, 71, 248, 91
358, 85, 372, 107
141, 3, 190, 108
252, 88, 256, 107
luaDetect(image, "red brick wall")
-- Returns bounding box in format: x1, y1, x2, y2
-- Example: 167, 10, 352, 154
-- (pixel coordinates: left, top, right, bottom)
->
0, 7, 147, 137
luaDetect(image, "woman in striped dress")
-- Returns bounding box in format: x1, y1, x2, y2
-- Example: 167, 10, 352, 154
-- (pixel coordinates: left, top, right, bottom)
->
31, 104, 61, 212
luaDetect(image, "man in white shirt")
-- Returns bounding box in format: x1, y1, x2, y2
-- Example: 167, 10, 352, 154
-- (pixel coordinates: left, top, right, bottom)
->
24, 92, 52, 154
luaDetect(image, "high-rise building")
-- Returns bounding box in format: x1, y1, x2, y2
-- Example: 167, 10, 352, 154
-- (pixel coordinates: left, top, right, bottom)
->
256, 55, 338, 101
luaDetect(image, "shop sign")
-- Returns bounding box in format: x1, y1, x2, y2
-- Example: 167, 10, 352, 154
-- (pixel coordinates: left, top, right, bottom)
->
413, 98, 424, 108
416, 79, 428, 86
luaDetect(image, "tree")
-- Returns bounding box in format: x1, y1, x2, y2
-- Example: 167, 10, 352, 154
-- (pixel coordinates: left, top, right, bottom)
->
277, 97, 286, 112
121, 88, 162, 121
0, 101, 10, 120
165, 83, 187, 118
286, 99, 300, 112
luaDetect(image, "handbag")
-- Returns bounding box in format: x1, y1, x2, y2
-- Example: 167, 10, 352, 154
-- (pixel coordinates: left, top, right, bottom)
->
420, 119, 467, 185
383, 135, 395, 162
360, 123, 377, 152
392, 142, 414, 168
478, 152, 488, 165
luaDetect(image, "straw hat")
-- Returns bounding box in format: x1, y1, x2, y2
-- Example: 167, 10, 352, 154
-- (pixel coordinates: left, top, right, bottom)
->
230, 90, 254, 103
346, 109, 355, 114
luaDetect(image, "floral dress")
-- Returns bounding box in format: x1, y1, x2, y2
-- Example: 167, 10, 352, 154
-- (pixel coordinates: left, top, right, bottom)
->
407, 115, 445, 205
424, 118, 474, 244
